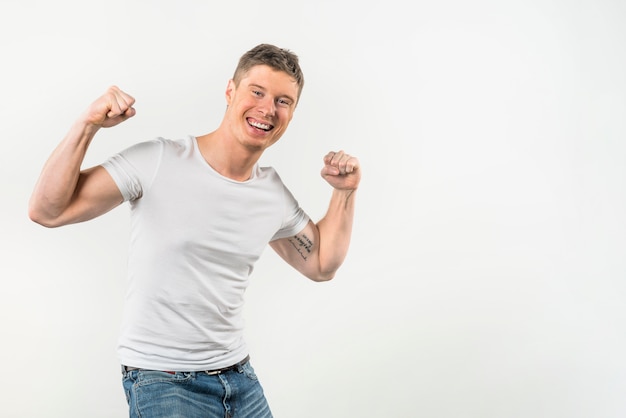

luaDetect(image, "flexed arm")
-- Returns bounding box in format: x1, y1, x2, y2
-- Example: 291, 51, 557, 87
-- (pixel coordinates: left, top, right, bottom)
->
29, 86, 136, 227
271, 150, 361, 281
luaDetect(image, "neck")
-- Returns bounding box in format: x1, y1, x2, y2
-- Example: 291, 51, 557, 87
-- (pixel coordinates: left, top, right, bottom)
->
196, 132, 262, 181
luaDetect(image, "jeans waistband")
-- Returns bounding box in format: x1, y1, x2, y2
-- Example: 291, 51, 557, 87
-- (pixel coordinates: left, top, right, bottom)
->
121, 355, 250, 375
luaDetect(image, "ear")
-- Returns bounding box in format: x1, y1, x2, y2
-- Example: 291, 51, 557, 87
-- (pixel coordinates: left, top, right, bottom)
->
225, 79, 235, 105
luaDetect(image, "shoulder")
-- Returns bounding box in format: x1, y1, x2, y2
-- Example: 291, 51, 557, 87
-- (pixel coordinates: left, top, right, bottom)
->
124, 135, 193, 157
257, 165, 278, 177
256, 165, 290, 188
152, 136, 192, 151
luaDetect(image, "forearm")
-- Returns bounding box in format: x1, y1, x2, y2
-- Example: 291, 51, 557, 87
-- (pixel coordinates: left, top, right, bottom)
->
29, 121, 99, 223
271, 150, 360, 281
315, 188, 357, 279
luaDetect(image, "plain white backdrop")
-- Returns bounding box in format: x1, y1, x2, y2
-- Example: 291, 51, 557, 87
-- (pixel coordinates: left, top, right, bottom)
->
1, 0, 625, 417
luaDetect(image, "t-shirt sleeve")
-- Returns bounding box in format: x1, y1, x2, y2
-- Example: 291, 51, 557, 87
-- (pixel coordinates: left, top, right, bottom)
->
271, 184, 310, 241
101, 139, 164, 202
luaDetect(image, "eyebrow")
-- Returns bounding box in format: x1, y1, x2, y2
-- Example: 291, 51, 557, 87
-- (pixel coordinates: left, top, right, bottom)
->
249, 83, 296, 104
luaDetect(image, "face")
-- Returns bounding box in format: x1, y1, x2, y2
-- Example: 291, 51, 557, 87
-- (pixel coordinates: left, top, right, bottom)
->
224, 64, 299, 152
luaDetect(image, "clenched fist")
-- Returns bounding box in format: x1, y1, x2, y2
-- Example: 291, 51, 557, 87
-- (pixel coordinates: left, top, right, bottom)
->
320, 150, 361, 191
81, 85, 136, 129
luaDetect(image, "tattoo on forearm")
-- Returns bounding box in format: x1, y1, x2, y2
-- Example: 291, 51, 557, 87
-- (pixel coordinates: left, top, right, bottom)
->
288, 233, 313, 261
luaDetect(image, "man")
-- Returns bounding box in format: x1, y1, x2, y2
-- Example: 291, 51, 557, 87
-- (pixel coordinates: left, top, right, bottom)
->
29, 44, 360, 417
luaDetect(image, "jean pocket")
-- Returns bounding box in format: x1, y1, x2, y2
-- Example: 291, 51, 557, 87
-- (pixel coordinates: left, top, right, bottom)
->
240, 362, 259, 381
137, 370, 194, 386
122, 370, 139, 405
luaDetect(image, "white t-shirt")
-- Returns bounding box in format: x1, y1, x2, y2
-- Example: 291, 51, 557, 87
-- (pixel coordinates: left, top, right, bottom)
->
102, 135, 310, 371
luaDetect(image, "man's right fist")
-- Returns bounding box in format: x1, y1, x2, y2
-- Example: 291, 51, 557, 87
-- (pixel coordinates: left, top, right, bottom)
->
83, 85, 136, 128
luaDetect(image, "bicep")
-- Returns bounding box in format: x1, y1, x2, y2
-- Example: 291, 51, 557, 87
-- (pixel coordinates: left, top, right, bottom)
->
270, 220, 322, 280
57, 165, 124, 226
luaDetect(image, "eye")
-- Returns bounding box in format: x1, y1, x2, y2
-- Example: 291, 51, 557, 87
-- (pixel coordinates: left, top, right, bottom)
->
252, 90, 263, 97
277, 98, 292, 107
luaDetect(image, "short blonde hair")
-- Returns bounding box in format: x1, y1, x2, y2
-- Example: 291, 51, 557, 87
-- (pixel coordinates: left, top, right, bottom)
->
233, 44, 304, 102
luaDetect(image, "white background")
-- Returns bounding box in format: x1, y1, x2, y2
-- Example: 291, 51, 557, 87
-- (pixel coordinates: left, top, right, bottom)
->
1, 0, 625, 417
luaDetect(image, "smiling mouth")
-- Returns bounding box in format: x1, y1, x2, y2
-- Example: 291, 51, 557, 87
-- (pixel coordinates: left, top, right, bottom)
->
247, 118, 273, 132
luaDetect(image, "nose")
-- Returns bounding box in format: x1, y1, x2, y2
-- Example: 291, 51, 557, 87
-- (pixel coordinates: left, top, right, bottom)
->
258, 96, 276, 117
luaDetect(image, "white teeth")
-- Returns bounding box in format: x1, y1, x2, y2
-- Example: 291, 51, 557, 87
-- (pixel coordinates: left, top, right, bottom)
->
249, 120, 271, 130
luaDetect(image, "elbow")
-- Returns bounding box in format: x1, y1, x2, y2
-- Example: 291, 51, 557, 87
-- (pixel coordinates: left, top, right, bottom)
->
28, 203, 62, 228
307, 259, 345, 282
28, 212, 58, 228
309, 270, 337, 283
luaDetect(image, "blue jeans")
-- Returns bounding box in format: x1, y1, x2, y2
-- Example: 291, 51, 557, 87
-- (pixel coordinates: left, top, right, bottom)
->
121, 360, 273, 418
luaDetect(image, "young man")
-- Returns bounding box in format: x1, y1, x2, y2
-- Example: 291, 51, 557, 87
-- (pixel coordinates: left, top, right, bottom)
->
29, 44, 360, 417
